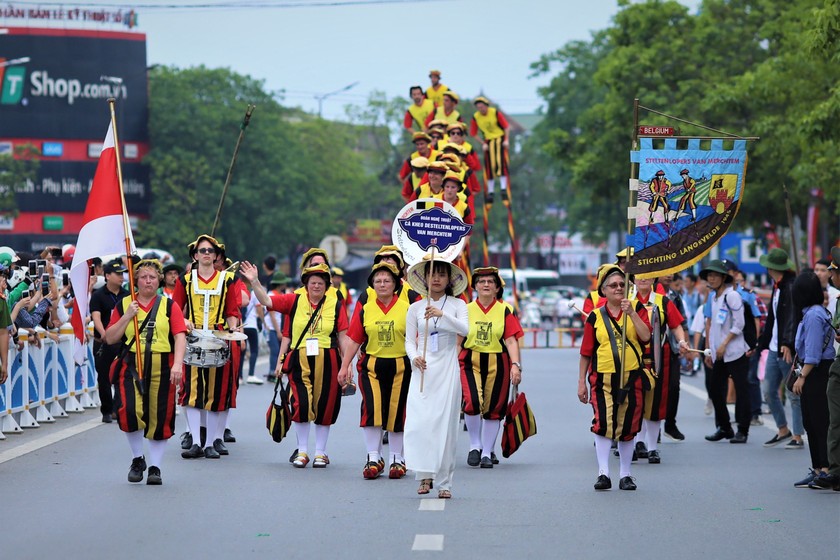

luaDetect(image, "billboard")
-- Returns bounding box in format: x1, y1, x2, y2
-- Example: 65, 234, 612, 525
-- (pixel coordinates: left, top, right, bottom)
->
0, 26, 150, 221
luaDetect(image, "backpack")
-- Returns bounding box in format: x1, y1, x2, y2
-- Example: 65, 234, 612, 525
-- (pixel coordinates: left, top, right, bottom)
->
724, 292, 757, 349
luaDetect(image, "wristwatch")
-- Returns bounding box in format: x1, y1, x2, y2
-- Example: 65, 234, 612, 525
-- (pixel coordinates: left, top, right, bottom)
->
511, 361, 522, 371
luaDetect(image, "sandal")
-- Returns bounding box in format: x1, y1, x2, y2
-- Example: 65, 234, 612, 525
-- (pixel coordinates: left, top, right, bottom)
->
313, 454, 329, 468
389, 462, 406, 479
417, 479, 433, 494
292, 452, 309, 468
437, 489, 451, 499
363, 460, 382, 480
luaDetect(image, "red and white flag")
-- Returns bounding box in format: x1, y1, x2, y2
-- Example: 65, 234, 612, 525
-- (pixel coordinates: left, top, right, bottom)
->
70, 122, 135, 364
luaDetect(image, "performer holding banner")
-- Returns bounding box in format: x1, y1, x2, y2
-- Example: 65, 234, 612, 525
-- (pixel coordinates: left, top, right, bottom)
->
105, 259, 187, 485
173, 234, 241, 460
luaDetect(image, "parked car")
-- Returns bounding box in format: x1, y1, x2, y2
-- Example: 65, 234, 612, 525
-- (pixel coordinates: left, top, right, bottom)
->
535, 285, 587, 326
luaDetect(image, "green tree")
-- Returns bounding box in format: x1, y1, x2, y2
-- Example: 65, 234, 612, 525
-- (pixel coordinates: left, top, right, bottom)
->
0, 144, 40, 218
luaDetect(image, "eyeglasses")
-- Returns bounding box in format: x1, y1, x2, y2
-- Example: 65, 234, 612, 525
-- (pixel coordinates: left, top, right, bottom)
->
449, 130, 463, 136
605, 282, 626, 290
197, 248, 216, 255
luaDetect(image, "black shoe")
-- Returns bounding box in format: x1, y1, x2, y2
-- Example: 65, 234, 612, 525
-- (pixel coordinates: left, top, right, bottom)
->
705, 428, 735, 442
485, 193, 494, 205
635, 441, 649, 459
467, 449, 481, 467
619, 476, 637, 491
200, 426, 207, 448
491, 452, 499, 465
102, 413, 113, 424
146, 466, 162, 485
809, 472, 840, 490
663, 426, 685, 441
730, 432, 748, 444
128, 456, 146, 483
204, 445, 220, 459
382, 431, 389, 444
289, 448, 299, 463
479, 456, 493, 469
594, 475, 612, 490
501, 190, 509, 202
180, 432, 193, 450
181, 444, 203, 459
648, 450, 660, 464
223, 428, 236, 443
213, 438, 229, 456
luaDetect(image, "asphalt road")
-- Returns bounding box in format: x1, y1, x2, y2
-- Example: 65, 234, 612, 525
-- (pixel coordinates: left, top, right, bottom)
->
1, 349, 837, 559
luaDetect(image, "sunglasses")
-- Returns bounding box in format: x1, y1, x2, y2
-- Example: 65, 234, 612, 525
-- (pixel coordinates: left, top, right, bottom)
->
605, 282, 626, 290
197, 248, 216, 255
448, 130, 463, 136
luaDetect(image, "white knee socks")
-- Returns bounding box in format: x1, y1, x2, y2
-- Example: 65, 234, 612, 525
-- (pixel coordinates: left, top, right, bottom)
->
185, 407, 202, 447
315, 424, 330, 456
644, 419, 661, 451
294, 422, 310, 455
617, 440, 634, 478
487, 178, 495, 194
216, 409, 229, 442
147, 439, 166, 468
388, 431, 404, 464
204, 411, 219, 448
363, 426, 382, 461
126, 430, 144, 458
481, 419, 501, 458
465, 414, 482, 450
594, 434, 612, 476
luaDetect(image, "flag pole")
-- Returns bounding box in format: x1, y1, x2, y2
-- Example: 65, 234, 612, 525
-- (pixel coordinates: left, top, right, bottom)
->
108, 98, 143, 381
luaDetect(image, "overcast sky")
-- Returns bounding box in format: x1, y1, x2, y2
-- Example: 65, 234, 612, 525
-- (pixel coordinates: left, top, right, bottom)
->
5, 0, 700, 119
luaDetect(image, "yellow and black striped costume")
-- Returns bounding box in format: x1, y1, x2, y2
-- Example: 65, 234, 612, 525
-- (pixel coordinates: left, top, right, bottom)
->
179, 270, 238, 412
586, 303, 646, 441
460, 300, 517, 420
352, 296, 412, 432
473, 107, 508, 180
285, 291, 346, 425
110, 297, 179, 440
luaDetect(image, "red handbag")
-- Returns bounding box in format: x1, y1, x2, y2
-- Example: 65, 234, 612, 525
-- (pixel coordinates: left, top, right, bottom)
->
501, 386, 537, 458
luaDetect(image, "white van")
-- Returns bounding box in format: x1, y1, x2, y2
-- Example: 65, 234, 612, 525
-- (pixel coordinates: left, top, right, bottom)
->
498, 268, 560, 298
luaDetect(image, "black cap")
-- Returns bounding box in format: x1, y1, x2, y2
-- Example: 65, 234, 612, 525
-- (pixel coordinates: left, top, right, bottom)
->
103, 259, 126, 275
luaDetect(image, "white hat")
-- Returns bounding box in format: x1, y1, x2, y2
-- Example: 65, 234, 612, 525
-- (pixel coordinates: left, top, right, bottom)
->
406, 252, 468, 296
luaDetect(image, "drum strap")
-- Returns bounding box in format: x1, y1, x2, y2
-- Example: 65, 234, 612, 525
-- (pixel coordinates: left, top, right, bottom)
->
116, 296, 162, 394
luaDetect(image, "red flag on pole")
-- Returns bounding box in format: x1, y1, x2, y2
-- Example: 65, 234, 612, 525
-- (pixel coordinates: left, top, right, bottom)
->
69, 122, 135, 364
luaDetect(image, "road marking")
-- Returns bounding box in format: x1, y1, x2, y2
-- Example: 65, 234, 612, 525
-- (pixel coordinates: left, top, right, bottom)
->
419, 499, 446, 511
0, 417, 103, 465
412, 534, 444, 551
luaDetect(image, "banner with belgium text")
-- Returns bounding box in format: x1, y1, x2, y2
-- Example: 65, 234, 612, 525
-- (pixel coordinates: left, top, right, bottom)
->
629, 138, 748, 278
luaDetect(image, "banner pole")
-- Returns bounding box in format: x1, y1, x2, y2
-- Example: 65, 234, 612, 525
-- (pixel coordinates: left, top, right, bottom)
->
420, 245, 436, 393
211, 104, 255, 237
108, 98, 142, 381
619, 98, 641, 388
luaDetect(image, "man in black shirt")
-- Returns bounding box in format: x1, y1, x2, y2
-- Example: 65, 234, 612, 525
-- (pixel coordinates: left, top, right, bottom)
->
89, 259, 129, 423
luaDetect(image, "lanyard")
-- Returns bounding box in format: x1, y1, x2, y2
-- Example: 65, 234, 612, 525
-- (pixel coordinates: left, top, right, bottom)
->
432, 295, 448, 330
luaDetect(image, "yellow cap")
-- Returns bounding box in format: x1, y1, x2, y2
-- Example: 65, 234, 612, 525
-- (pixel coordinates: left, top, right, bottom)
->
412, 131, 432, 143
410, 156, 430, 168
442, 91, 459, 103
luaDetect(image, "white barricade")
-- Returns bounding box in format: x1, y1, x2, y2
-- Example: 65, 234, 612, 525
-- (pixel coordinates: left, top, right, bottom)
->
30, 327, 55, 424
4, 329, 39, 431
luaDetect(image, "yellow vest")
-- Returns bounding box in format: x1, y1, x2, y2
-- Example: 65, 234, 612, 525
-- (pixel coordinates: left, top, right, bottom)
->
414, 183, 445, 200
426, 83, 449, 106
408, 99, 435, 129
357, 297, 409, 358
473, 107, 505, 140
119, 296, 173, 354
464, 300, 509, 353
183, 270, 234, 330
288, 292, 342, 349
432, 106, 460, 125
411, 148, 439, 162
591, 305, 644, 373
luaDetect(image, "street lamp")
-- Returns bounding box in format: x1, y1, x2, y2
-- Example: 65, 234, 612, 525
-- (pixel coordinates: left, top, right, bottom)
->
314, 81, 359, 118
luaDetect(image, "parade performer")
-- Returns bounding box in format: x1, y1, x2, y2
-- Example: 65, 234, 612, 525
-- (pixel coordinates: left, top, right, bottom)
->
409, 161, 448, 201
104, 259, 187, 485
173, 235, 241, 460
404, 254, 469, 498
427, 120, 448, 149
424, 91, 462, 128
402, 156, 429, 202
470, 96, 510, 203
442, 171, 474, 225
218, 255, 246, 442
578, 265, 650, 491
243, 262, 349, 468
425, 69, 449, 107
675, 169, 697, 222
404, 86, 435, 132
161, 263, 183, 300
398, 132, 439, 184
632, 276, 687, 464
338, 262, 412, 480
460, 267, 523, 468
446, 122, 481, 173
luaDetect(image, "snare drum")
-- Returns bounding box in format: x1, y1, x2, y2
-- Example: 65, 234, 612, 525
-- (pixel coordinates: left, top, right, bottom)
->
185, 330, 231, 368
